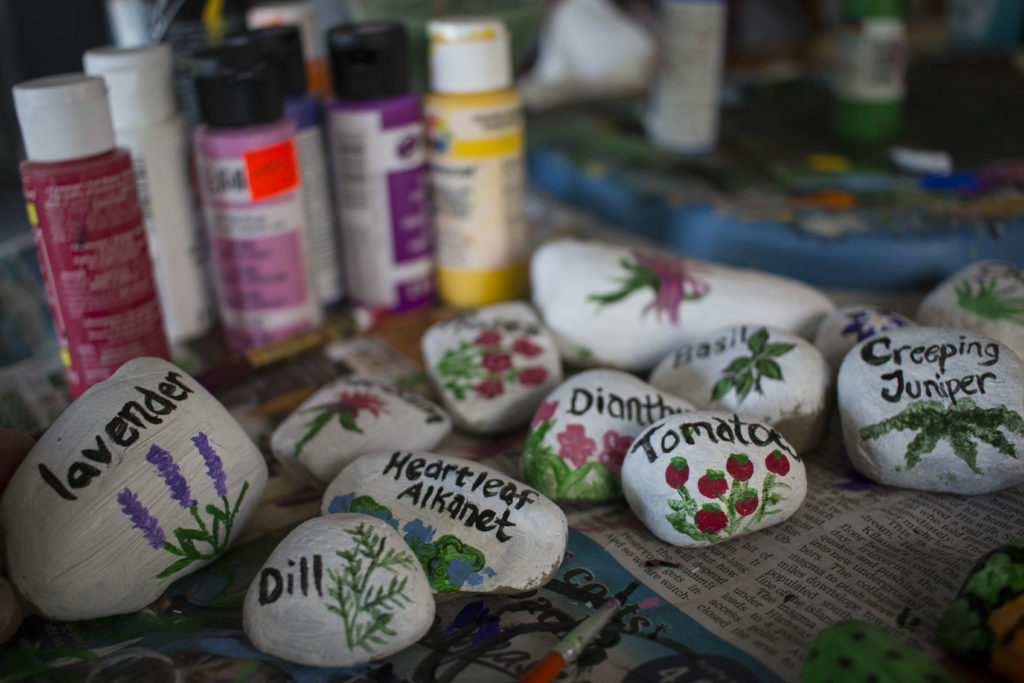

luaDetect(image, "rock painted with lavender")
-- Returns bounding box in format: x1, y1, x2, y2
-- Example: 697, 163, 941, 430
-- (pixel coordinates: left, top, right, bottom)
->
917, 261, 1024, 363
0, 357, 267, 620
322, 452, 567, 594
813, 305, 917, 373
421, 302, 562, 434
621, 410, 807, 546
649, 325, 832, 454
838, 327, 1024, 494
270, 375, 451, 488
530, 239, 834, 372
523, 369, 695, 503
243, 514, 433, 667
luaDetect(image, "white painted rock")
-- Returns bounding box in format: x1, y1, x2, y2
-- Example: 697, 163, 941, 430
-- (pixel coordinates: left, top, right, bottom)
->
813, 305, 917, 373
0, 357, 267, 620
522, 369, 695, 503
917, 261, 1024, 363
649, 325, 832, 454
322, 452, 567, 594
421, 302, 563, 434
270, 375, 451, 488
530, 239, 834, 372
838, 327, 1024, 494
243, 514, 433, 667
621, 410, 807, 546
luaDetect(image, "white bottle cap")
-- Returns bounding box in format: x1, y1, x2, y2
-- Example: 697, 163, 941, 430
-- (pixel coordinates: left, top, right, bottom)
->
428, 17, 511, 94
83, 44, 176, 129
12, 74, 116, 162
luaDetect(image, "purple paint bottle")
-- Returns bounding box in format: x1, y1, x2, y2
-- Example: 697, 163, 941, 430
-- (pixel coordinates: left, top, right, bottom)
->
192, 45, 322, 352
327, 22, 433, 313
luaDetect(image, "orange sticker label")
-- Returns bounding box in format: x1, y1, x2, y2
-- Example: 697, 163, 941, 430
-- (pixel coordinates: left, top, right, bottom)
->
244, 140, 299, 200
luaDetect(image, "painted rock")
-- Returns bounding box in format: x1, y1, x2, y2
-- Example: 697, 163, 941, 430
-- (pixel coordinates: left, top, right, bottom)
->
937, 539, 1024, 681
803, 620, 958, 683
421, 302, 563, 434
649, 324, 832, 454
523, 369, 695, 503
917, 261, 1024, 363
270, 375, 451, 488
322, 452, 567, 594
0, 357, 267, 620
621, 410, 806, 546
838, 326, 1024, 494
812, 304, 916, 373
530, 239, 833, 372
243, 514, 433, 667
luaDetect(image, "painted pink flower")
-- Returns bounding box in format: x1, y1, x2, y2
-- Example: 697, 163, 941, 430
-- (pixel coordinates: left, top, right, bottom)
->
482, 352, 512, 373
598, 429, 633, 475
557, 424, 596, 467
474, 330, 501, 346
474, 379, 504, 399
513, 337, 542, 357
532, 400, 559, 428
632, 250, 710, 324
331, 391, 388, 417
518, 366, 548, 385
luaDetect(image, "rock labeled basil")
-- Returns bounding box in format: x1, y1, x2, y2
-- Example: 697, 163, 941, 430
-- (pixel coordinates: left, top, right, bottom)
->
322, 452, 567, 594
243, 514, 433, 667
270, 375, 451, 488
649, 324, 832, 454
421, 301, 563, 434
530, 239, 833, 372
0, 357, 267, 620
523, 369, 695, 503
917, 261, 1024, 363
621, 410, 806, 546
838, 326, 1024, 494
812, 304, 917, 373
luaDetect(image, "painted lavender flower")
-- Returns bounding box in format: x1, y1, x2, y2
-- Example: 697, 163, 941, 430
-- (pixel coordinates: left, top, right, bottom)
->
193, 432, 226, 497
146, 445, 196, 508
589, 250, 710, 324
117, 488, 165, 550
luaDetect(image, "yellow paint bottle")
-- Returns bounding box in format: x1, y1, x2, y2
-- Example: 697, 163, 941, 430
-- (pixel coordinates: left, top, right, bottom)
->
426, 17, 528, 307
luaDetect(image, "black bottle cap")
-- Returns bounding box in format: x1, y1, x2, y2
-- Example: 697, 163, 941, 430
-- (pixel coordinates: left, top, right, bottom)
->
191, 44, 285, 127
225, 26, 307, 97
328, 22, 408, 101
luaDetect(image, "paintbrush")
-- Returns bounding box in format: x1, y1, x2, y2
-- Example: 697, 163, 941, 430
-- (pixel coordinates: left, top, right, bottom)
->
516, 596, 622, 683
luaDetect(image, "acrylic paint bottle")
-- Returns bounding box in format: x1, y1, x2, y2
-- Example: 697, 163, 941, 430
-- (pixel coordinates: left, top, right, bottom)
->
327, 22, 434, 313
645, 0, 728, 154
192, 45, 322, 352
232, 26, 344, 307
246, 0, 331, 97
833, 0, 907, 144
12, 74, 170, 397
84, 43, 217, 348
426, 17, 528, 307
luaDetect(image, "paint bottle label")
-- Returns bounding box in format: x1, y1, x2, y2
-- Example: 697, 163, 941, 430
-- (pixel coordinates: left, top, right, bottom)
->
294, 121, 344, 305
330, 106, 433, 312
196, 137, 321, 351
835, 17, 907, 103
427, 95, 528, 304
20, 154, 170, 397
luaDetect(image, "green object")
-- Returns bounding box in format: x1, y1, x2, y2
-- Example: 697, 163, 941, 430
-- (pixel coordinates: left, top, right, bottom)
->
832, 0, 907, 143
803, 620, 958, 683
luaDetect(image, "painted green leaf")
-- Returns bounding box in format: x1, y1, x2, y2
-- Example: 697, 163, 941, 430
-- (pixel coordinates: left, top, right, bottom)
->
755, 359, 783, 381
762, 342, 795, 358
747, 328, 769, 354
338, 411, 364, 434
156, 556, 195, 579
294, 409, 334, 458
710, 376, 734, 401
724, 357, 753, 373
559, 461, 619, 500
734, 371, 755, 401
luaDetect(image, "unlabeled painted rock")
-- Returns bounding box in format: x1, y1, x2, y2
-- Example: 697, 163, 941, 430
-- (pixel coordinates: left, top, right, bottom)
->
523, 369, 695, 503
421, 302, 563, 434
530, 239, 833, 372
917, 261, 1024, 363
243, 514, 433, 667
0, 357, 267, 620
649, 324, 832, 454
621, 410, 806, 546
322, 452, 567, 594
838, 327, 1024, 494
813, 304, 916, 373
270, 375, 451, 488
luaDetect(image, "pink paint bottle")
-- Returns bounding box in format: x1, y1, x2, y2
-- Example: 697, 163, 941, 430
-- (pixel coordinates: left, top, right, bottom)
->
12, 74, 170, 398
192, 45, 322, 352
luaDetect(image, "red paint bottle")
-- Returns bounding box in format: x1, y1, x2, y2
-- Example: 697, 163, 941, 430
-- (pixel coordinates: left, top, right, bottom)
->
13, 74, 170, 398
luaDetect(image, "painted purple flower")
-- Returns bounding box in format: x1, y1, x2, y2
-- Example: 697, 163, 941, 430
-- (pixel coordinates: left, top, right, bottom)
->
557, 424, 597, 467
192, 432, 227, 497
146, 445, 196, 509
841, 308, 909, 341
589, 250, 710, 325
117, 487, 165, 550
